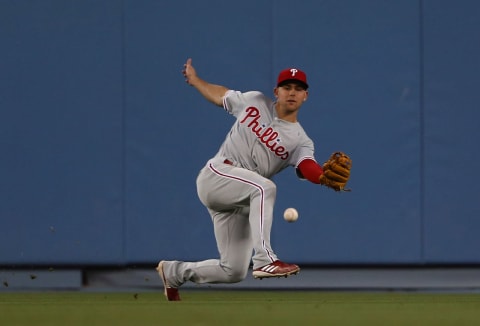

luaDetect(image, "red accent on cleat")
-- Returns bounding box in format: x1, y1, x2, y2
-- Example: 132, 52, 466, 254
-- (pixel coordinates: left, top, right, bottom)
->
165, 287, 181, 301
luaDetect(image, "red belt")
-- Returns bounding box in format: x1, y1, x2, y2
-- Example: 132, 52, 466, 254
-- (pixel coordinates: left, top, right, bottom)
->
224, 159, 233, 165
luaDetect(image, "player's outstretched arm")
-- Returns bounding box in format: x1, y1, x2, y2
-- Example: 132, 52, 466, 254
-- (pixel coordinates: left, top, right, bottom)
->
182, 58, 229, 107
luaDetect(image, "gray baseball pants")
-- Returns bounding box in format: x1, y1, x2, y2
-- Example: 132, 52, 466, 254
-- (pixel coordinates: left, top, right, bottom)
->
161, 158, 278, 288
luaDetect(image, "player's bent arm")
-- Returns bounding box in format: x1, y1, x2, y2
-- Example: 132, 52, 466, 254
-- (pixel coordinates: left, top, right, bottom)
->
297, 159, 323, 184
190, 76, 229, 107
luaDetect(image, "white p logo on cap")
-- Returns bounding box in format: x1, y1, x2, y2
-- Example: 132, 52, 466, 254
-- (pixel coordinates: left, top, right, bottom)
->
290, 68, 298, 76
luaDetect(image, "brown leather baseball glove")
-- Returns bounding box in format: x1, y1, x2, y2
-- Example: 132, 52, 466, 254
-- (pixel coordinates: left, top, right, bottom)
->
319, 152, 352, 191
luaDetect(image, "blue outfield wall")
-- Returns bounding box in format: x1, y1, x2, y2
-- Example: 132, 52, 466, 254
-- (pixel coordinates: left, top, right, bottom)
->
0, 0, 479, 266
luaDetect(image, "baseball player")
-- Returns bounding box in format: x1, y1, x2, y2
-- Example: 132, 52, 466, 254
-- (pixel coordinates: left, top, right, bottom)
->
157, 58, 331, 301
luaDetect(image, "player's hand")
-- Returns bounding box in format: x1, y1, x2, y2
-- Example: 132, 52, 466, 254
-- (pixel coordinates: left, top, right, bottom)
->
182, 58, 198, 86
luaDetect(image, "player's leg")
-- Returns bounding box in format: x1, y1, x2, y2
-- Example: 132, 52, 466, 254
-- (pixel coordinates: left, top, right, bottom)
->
211, 206, 253, 281
159, 207, 252, 287
199, 161, 279, 268
158, 160, 296, 300
201, 160, 300, 279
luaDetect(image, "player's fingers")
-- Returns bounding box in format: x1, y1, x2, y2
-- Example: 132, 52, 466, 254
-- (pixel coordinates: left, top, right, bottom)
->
183, 58, 193, 73
182, 58, 189, 70
184, 58, 192, 70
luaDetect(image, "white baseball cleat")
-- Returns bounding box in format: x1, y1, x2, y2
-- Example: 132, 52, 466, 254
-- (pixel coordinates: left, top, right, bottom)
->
253, 260, 300, 279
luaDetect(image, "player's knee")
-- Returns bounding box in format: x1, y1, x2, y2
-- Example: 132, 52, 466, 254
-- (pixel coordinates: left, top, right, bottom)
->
226, 269, 248, 283
222, 265, 248, 283
260, 180, 277, 197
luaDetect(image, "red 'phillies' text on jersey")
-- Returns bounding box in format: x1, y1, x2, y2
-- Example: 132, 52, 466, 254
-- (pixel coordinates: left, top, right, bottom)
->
240, 106, 289, 160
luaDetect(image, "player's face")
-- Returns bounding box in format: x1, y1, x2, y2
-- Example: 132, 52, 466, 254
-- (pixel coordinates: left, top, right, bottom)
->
275, 83, 308, 112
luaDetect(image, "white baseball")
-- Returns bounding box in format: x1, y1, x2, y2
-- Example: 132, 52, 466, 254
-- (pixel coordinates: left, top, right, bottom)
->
283, 208, 299, 222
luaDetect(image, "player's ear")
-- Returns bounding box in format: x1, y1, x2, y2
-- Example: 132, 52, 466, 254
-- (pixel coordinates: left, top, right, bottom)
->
303, 90, 309, 101
273, 87, 279, 98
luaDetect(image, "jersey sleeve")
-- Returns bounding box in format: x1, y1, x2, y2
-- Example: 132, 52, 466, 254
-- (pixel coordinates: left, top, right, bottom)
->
290, 137, 315, 167
223, 90, 266, 117
290, 137, 316, 180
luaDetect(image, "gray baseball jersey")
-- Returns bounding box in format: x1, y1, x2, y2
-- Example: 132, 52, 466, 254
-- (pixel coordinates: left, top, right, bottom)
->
215, 90, 315, 178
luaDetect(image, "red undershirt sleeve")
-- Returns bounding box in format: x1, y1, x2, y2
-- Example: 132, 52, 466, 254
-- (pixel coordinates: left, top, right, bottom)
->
297, 159, 323, 184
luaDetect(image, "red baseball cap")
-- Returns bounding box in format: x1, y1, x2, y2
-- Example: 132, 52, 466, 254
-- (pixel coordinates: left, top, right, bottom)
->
277, 68, 308, 89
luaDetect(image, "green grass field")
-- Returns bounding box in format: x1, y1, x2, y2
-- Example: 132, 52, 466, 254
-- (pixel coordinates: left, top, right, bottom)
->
1, 290, 480, 326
